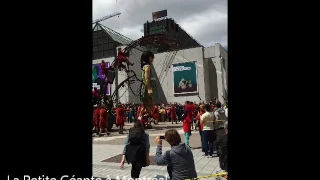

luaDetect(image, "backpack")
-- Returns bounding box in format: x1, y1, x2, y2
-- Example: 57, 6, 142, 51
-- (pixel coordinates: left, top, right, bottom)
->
214, 109, 227, 130
128, 127, 145, 145
125, 127, 146, 165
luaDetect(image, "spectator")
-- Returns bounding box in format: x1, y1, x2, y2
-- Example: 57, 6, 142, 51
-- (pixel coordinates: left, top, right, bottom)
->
183, 101, 193, 146
200, 104, 215, 157
214, 121, 228, 172
196, 105, 205, 153
155, 129, 197, 180
120, 121, 150, 178
214, 103, 228, 137
225, 101, 228, 118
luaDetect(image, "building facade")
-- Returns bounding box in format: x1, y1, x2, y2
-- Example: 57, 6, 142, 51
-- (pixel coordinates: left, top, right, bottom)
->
143, 18, 202, 51
93, 44, 228, 104
92, 23, 228, 104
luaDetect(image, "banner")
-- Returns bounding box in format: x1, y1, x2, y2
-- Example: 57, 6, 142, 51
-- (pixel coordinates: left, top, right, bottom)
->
92, 62, 111, 96
172, 62, 198, 95
152, 9, 167, 19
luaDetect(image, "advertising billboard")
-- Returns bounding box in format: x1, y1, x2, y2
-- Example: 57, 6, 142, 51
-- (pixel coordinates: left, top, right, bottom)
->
172, 62, 198, 95
92, 62, 111, 96
152, 9, 167, 19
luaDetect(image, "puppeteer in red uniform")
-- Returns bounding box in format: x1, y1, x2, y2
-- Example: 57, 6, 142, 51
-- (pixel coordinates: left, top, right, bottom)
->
101, 60, 107, 76
151, 105, 159, 121
99, 106, 109, 136
117, 48, 134, 72
116, 104, 128, 134
137, 105, 142, 119
93, 105, 100, 131
170, 104, 177, 124
139, 108, 149, 127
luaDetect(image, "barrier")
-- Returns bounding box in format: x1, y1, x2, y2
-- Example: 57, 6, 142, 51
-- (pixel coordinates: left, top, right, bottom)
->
185, 172, 228, 180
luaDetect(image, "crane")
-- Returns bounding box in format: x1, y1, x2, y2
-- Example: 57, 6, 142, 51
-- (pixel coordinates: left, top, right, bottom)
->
92, 12, 121, 24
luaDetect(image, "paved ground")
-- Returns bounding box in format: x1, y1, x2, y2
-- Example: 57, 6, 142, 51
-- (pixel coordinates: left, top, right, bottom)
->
93, 122, 223, 180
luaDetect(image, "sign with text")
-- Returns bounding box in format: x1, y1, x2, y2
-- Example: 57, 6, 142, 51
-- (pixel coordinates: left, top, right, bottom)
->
148, 19, 166, 35
152, 10, 167, 19
172, 62, 198, 95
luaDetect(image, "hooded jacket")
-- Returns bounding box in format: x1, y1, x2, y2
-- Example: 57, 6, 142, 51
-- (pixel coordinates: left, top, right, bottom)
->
156, 142, 197, 180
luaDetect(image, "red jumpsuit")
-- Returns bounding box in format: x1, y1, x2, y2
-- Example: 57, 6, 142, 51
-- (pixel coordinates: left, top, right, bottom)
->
170, 106, 177, 120
99, 108, 108, 129
137, 106, 142, 118
151, 105, 159, 120
116, 107, 127, 126
93, 108, 100, 127
101, 62, 107, 75
92, 90, 99, 98
140, 109, 149, 126
183, 104, 193, 133
117, 50, 127, 64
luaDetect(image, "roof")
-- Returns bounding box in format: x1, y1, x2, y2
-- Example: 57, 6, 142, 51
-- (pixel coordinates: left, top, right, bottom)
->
93, 23, 133, 45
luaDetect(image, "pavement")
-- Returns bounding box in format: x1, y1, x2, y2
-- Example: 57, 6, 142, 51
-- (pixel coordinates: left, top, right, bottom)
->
93, 122, 224, 180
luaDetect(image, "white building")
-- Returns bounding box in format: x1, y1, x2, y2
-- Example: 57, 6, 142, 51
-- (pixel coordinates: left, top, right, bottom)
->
93, 43, 228, 104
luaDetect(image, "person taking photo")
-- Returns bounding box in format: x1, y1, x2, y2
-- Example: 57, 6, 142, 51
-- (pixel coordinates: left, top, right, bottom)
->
155, 129, 197, 180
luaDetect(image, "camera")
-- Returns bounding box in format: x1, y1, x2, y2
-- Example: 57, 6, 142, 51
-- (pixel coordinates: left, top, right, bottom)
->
160, 136, 165, 139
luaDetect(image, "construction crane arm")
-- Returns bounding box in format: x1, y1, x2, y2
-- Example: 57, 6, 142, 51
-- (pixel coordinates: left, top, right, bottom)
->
92, 12, 121, 24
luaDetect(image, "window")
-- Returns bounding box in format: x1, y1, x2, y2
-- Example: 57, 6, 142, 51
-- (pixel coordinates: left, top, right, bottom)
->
93, 46, 98, 52
93, 32, 97, 38
98, 51, 103, 59
93, 39, 98, 46
98, 45, 103, 51
98, 31, 103, 37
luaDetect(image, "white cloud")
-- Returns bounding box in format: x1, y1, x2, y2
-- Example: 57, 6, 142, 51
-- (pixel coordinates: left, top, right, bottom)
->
93, 0, 227, 47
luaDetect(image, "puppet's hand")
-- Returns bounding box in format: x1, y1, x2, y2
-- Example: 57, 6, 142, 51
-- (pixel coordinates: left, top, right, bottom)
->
148, 89, 153, 96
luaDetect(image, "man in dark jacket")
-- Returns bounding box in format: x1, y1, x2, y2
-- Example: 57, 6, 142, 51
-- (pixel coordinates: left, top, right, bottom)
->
214, 121, 228, 172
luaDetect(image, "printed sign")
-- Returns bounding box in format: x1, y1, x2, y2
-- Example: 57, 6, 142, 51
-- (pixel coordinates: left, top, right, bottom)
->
92, 61, 111, 95
152, 10, 168, 19
172, 62, 198, 94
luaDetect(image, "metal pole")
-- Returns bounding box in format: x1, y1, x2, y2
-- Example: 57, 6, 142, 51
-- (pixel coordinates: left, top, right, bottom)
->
114, 45, 119, 106
220, 57, 226, 104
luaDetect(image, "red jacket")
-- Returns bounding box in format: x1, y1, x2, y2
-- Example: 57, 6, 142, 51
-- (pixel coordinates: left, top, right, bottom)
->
196, 111, 204, 131
170, 106, 176, 118
137, 106, 142, 117
93, 108, 100, 125
183, 105, 192, 132
99, 108, 108, 128
151, 106, 159, 120
101, 62, 107, 74
118, 50, 126, 58
191, 104, 196, 118
116, 107, 128, 124
118, 50, 127, 63
92, 90, 99, 98
116, 108, 126, 117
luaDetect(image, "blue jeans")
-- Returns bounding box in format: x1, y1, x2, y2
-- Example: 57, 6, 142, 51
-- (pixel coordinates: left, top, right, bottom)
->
185, 132, 191, 146
203, 130, 214, 155
199, 130, 205, 152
